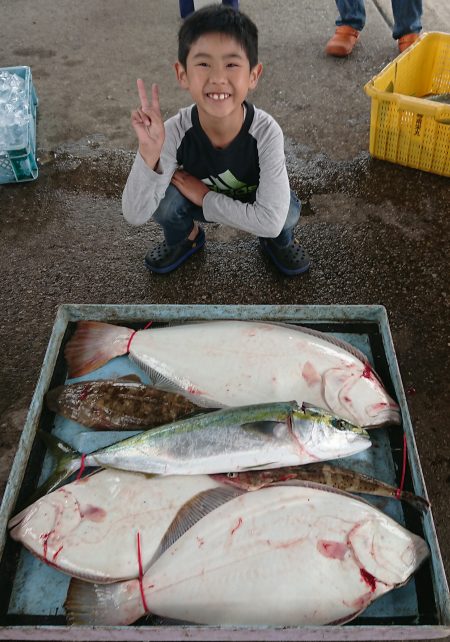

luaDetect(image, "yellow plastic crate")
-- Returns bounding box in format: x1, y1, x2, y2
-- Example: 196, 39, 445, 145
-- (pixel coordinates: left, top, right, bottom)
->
364, 31, 450, 177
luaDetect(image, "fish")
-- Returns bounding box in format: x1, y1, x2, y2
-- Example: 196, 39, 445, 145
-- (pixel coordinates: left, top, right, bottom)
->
64, 320, 401, 428
65, 482, 429, 626
8, 470, 235, 583
212, 463, 430, 512
45, 374, 203, 430
35, 401, 371, 497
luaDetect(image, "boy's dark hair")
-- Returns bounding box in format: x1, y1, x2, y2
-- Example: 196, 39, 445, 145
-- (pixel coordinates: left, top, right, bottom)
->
178, 4, 258, 69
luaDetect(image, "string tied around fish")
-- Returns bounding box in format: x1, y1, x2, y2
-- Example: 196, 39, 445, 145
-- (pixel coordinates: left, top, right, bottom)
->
127, 321, 153, 353
137, 531, 150, 613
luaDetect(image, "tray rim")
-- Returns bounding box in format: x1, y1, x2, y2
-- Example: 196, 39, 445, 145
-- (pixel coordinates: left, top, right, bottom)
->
1, 303, 449, 640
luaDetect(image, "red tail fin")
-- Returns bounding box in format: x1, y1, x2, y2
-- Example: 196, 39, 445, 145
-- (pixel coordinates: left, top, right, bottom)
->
65, 321, 133, 377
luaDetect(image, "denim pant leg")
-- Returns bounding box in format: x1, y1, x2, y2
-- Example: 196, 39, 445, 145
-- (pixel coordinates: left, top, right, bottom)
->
335, 0, 366, 31
264, 190, 301, 248
391, 0, 422, 39
153, 184, 206, 246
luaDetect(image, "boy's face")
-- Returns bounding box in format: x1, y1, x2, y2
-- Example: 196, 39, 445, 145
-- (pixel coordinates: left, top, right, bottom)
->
175, 33, 262, 122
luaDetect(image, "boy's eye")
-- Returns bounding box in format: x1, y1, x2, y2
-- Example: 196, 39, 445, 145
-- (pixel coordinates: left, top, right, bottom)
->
196, 62, 209, 67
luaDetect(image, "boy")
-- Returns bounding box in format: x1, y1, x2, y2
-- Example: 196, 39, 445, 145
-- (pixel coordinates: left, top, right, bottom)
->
122, 5, 310, 276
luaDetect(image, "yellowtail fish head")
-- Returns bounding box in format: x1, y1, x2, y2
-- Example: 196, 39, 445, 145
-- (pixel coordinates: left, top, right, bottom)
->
291, 404, 371, 461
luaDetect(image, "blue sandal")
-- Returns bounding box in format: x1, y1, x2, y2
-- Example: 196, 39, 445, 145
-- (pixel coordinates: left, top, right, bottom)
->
145, 227, 205, 274
260, 238, 311, 276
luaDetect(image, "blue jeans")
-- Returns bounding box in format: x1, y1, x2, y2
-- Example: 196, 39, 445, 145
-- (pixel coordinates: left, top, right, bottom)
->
335, 0, 422, 39
179, 0, 239, 19
153, 184, 301, 247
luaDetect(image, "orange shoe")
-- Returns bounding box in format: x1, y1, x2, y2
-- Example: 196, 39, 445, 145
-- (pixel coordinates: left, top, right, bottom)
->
398, 33, 420, 53
325, 26, 360, 57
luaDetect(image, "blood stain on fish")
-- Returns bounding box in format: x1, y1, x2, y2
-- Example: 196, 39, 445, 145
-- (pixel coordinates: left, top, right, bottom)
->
302, 361, 321, 387
362, 364, 373, 379
230, 517, 243, 535
197, 537, 205, 547
317, 540, 348, 560
79, 505, 107, 522
78, 383, 91, 401
52, 545, 64, 561
360, 567, 377, 592
40, 530, 55, 560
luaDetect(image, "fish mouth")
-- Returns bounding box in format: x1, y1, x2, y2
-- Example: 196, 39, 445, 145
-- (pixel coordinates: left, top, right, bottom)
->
365, 405, 402, 429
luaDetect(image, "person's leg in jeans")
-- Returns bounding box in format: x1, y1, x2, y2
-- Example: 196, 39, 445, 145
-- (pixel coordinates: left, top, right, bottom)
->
392, 0, 422, 51
259, 191, 310, 276
326, 0, 365, 57
145, 183, 206, 273
335, 0, 366, 31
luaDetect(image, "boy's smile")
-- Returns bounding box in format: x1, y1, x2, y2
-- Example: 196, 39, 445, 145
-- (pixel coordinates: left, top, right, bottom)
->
175, 33, 262, 136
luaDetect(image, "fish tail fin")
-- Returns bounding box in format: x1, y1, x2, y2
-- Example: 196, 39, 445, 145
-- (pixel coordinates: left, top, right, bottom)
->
25, 431, 81, 505
65, 577, 147, 625
65, 321, 133, 377
400, 489, 430, 512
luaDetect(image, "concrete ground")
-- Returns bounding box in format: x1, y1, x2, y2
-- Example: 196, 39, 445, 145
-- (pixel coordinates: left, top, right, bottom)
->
0, 0, 449, 637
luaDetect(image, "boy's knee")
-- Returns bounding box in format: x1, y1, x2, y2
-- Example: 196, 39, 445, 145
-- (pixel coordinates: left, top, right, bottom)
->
153, 184, 187, 224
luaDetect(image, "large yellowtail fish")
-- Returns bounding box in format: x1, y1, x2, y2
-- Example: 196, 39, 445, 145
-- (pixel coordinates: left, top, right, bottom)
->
65, 320, 401, 428
34, 401, 371, 496
65, 483, 429, 626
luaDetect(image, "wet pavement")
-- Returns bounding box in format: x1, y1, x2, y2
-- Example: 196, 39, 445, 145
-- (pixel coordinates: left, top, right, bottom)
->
0, 0, 449, 637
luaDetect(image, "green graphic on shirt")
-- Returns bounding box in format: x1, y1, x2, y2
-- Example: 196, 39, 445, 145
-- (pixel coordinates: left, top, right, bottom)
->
203, 170, 257, 196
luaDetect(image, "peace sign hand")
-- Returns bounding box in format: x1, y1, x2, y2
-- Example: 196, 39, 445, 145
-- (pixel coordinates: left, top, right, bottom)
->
131, 79, 165, 170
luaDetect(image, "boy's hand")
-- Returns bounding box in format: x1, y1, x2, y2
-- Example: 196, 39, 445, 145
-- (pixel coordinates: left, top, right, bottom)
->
171, 169, 210, 207
131, 79, 165, 170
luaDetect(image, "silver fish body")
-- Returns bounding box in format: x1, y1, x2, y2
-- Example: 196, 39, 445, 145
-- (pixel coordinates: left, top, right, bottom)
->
81, 402, 371, 476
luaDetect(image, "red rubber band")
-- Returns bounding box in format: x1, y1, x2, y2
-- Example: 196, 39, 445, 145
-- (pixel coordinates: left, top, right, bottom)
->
395, 433, 407, 498
126, 321, 153, 353
137, 532, 150, 613
76, 454, 86, 481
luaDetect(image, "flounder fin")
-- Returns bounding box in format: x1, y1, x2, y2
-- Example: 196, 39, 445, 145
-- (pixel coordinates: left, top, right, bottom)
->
149, 487, 245, 565
129, 354, 224, 408
128, 355, 184, 393
116, 374, 142, 383
328, 607, 368, 625
65, 321, 133, 378
263, 321, 371, 366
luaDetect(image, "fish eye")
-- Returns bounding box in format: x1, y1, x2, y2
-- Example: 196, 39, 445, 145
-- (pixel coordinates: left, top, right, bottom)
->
331, 418, 348, 430
227, 472, 238, 478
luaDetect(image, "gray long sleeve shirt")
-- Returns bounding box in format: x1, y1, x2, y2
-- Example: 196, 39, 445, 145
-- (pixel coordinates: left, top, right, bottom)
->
122, 102, 291, 238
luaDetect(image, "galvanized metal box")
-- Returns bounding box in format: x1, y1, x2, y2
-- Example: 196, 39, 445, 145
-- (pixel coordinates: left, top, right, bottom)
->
0, 304, 449, 640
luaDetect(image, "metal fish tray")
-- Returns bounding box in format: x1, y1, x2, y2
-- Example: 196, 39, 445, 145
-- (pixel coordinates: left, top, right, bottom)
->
0, 303, 449, 641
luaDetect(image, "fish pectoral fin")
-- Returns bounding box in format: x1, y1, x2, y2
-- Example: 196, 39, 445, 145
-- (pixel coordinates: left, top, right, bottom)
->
116, 374, 142, 383
240, 421, 282, 436
149, 487, 245, 565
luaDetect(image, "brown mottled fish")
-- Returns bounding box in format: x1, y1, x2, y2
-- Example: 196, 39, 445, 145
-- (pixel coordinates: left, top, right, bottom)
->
45, 375, 201, 430
211, 463, 429, 512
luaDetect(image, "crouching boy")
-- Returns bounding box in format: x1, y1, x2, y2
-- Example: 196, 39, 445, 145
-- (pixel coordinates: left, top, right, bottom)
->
122, 4, 310, 276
